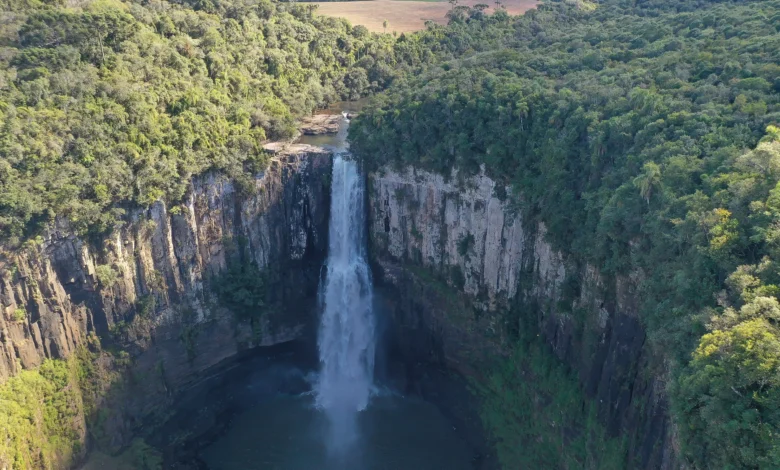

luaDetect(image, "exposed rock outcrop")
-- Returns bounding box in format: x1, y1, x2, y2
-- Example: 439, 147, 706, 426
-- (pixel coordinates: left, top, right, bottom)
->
0, 146, 331, 388
299, 114, 342, 135
368, 165, 674, 469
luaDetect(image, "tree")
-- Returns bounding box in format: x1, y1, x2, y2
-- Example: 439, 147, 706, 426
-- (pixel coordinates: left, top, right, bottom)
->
446, 5, 471, 23
678, 312, 780, 468
632, 161, 662, 205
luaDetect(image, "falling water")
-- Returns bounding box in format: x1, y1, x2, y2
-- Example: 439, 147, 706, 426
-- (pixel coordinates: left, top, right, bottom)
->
315, 148, 375, 452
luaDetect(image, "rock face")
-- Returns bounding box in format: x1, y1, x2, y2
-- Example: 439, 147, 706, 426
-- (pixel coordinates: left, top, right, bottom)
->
0, 146, 331, 389
299, 114, 342, 135
368, 165, 675, 469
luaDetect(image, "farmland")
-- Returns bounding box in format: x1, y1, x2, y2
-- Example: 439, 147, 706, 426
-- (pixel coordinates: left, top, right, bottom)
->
313, 0, 538, 33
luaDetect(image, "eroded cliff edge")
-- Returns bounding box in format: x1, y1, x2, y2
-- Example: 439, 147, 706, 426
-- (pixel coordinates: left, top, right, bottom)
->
369, 165, 675, 469
0, 145, 331, 455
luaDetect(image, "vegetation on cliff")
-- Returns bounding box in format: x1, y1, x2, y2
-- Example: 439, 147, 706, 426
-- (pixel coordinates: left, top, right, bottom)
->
480, 339, 627, 469
0, 0, 397, 246
0, 358, 85, 469
351, 0, 780, 467
0, 340, 165, 469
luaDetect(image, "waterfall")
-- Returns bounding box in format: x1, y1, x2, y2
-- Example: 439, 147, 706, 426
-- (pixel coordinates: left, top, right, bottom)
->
316, 152, 375, 450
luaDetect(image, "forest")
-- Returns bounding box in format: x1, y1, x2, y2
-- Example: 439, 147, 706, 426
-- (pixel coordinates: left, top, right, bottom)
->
351, 0, 780, 468
0, 0, 399, 246
0, 0, 779, 468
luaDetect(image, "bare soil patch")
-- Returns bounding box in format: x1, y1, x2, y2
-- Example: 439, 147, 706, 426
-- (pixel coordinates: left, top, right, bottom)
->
313, 0, 537, 33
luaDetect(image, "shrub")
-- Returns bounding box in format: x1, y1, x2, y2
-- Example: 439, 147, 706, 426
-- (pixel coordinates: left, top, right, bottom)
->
0, 359, 85, 469
94, 264, 119, 288
13, 307, 26, 323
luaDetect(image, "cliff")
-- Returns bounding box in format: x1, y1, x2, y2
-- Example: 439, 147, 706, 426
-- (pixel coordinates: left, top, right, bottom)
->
0, 145, 331, 452
368, 165, 675, 469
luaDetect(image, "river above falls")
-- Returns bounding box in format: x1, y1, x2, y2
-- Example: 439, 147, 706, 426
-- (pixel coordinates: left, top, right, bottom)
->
294, 101, 363, 150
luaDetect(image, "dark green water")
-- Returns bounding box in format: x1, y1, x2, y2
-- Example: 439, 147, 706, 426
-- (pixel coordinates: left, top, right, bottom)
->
200, 394, 475, 470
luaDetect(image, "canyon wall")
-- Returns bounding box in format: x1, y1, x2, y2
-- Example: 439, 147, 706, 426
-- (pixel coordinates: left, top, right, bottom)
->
368, 165, 675, 469
0, 140, 678, 467
0, 145, 331, 448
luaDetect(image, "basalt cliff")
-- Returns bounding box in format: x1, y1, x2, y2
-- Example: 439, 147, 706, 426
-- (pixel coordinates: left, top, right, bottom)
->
368, 165, 675, 469
0, 145, 331, 456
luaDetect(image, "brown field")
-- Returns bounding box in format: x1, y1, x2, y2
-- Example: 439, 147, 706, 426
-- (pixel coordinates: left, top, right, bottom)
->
313, 0, 538, 33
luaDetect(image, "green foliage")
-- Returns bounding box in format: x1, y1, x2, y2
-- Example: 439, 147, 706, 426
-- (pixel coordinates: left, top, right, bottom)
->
135, 294, 156, 318
212, 261, 268, 321
478, 334, 626, 469
0, 0, 399, 246
13, 306, 26, 322
0, 359, 85, 470
677, 314, 780, 468
3, 0, 778, 468
352, 1, 780, 467
74, 345, 104, 419
94, 264, 119, 287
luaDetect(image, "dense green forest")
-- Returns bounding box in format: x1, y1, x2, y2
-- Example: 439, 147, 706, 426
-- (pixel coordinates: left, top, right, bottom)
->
0, 0, 399, 247
351, 0, 780, 468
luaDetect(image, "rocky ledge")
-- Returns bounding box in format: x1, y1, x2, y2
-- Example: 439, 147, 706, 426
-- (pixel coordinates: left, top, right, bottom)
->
299, 114, 342, 135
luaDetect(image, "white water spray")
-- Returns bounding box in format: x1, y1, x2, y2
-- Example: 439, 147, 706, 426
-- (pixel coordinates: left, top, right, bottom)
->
316, 149, 375, 450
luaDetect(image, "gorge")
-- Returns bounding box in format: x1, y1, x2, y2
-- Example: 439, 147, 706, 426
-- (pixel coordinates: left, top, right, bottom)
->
0, 114, 668, 469
200, 134, 477, 469
2, 0, 779, 468
0, 111, 493, 469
